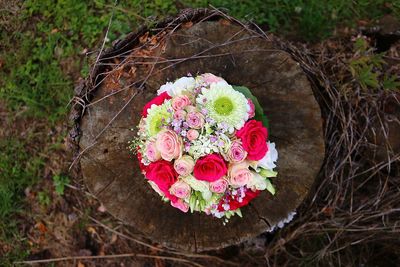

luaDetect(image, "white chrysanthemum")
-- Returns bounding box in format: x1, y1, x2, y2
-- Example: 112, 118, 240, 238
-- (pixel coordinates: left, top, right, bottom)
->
145, 102, 172, 137
197, 82, 250, 130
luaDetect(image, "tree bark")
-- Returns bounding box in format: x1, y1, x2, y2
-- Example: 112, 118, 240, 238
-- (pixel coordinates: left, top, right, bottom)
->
74, 10, 325, 252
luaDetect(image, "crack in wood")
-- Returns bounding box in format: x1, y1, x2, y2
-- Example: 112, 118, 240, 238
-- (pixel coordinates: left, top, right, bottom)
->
249, 203, 272, 228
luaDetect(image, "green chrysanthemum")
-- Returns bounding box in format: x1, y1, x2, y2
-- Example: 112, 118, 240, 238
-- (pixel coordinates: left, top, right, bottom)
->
145, 103, 171, 137
198, 83, 249, 129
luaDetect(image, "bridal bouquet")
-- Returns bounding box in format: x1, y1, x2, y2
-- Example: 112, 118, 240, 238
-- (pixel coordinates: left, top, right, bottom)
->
130, 73, 278, 221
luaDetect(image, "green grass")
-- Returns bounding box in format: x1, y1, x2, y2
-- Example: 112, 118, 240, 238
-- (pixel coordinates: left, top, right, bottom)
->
186, 0, 399, 40
0, 138, 43, 263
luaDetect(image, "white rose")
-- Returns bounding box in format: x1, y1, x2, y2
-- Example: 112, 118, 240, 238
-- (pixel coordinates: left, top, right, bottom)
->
256, 142, 278, 170
182, 175, 210, 192
157, 81, 174, 96
247, 171, 268, 191
171, 77, 196, 96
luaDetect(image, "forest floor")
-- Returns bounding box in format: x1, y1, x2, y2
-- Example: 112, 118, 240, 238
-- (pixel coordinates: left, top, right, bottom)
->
0, 1, 399, 266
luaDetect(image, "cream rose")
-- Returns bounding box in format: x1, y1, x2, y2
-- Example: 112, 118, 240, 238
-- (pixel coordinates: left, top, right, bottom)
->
209, 178, 228, 193
169, 180, 191, 199
155, 129, 183, 161
186, 129, 199, 141
174, 155, 195, 176
228, 161, 253, 188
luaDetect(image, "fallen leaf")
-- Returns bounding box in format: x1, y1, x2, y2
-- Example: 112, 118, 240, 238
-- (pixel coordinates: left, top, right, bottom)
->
35, 222, 48, 234
97, 204, 107, 213
87, 226, 97, 235
77, 261, 85, 267
110, 233, 118, 244
321, 206, 334, 216
139, 32, 149, 44
182, 22, 193, 29
219, 19, 231, 26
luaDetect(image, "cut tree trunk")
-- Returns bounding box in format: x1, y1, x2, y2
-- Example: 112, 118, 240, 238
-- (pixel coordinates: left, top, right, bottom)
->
69, 9, 325, 252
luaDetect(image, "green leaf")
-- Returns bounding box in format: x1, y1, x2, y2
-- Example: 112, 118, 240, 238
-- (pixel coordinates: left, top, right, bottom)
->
383, 74, 400, 91
233, 85, 269, 128
259, 169, 278, 178
265, 179, 276, 195
235, 208, 243, 218
189, 194, 196, 213
52, 174, 70, 196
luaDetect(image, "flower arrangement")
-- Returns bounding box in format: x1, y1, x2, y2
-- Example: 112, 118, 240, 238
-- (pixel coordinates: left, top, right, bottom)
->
130, 73, 278, 221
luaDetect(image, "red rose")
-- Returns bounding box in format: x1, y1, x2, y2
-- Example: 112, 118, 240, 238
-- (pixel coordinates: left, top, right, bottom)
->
218, 190, 261, 211
142, 92, 171, 118
236, 120, 268, 160
193, 153, 227, 182
145, 160, 178, 202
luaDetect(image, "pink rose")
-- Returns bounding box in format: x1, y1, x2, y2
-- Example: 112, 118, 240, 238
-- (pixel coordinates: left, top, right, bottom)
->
145, 141, 161, 162
171, 95, 191, 111
186, 129, 199, 141
169, 180, 191, 198
227, 140, 247, 163
155, 129, 183, 161
228, 162, 253, 188
236, 120, 268, 160
171, 199, 189, 213
186, 111, 204, 129
174, 155, 195, 176
173, 110, 186, 121
201, 73, 225, 85
209, 178, 228, 193
247, 99, 255, 118
193, 153, 227, 182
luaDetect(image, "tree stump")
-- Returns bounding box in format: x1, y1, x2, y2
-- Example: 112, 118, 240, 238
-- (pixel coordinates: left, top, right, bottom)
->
71, 9, 325, 252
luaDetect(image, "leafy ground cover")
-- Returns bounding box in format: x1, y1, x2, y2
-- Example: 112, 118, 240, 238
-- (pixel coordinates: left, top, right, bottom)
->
0, 0, 399, 265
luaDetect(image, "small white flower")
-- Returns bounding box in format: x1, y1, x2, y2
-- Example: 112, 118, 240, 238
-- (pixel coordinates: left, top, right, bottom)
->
222, 203, 230, 211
